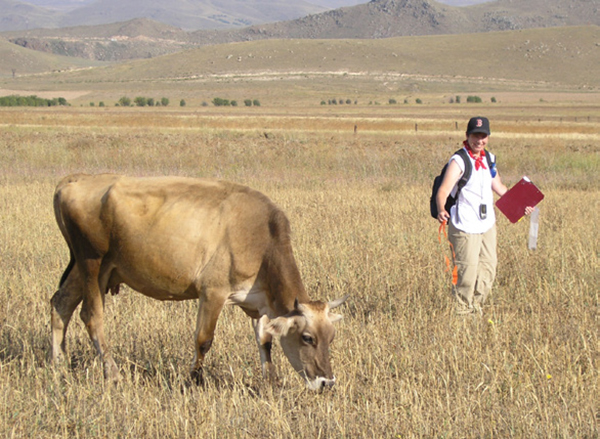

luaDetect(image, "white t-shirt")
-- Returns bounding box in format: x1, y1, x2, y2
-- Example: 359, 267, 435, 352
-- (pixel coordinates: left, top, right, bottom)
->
449, 149, 496, 234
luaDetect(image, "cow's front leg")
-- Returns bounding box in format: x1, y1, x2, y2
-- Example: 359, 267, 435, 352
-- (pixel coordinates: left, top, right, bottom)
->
191, 293, 226, 385
253, 315, 278, 382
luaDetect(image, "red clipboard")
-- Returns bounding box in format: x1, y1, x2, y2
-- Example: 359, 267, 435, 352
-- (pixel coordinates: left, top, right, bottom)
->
496, 177, 544, 223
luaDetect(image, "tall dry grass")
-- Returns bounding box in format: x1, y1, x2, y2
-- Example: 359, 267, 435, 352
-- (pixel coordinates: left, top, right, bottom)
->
0, 107, 598, 438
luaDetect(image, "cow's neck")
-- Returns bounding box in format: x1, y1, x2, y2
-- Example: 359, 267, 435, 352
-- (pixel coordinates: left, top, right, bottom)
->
265, 246, 310, 316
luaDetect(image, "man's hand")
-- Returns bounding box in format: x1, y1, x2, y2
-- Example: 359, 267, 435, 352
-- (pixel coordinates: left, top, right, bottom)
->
437, 209, 450, 224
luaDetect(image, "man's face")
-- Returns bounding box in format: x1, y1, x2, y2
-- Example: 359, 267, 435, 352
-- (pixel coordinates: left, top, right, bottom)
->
467, 132, 488, 154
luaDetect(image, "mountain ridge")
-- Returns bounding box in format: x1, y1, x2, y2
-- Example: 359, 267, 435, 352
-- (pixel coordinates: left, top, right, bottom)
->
1, 0, 598, 63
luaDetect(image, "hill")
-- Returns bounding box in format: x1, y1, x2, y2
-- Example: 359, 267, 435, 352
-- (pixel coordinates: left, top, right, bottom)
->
4, 19, 197, 61
0, 38, 105, 77
3, 0, 597, 62
0, 0, 494, 32
3, 25, 596, 97
189, 0, 599, 41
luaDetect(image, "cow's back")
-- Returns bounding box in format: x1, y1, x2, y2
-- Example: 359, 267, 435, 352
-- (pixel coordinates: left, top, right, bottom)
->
53, 174, 295, 302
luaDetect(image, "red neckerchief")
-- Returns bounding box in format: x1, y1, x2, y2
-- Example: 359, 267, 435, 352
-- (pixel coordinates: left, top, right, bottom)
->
464, 140, 487, 170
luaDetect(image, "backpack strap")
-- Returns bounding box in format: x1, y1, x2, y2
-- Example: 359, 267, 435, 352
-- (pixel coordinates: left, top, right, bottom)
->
454, 148, 472, 195
453, 148, 471, 221
485, 149, 497, 178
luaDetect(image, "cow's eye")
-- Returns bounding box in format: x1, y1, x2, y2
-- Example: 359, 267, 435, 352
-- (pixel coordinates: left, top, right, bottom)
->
301, 334, 314, 345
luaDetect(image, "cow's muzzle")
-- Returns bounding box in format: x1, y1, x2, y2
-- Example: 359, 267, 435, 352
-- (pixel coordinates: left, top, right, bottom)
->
306, 375, 336, 392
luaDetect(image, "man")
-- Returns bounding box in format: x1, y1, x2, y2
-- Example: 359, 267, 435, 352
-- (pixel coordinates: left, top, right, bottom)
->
436, 116, 532, 314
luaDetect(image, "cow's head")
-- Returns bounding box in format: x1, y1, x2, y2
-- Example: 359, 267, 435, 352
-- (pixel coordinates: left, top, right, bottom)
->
265, 295, 348, 391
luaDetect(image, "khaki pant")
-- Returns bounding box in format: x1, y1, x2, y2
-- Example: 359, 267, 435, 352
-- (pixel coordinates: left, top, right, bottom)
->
448, 222, 498, 311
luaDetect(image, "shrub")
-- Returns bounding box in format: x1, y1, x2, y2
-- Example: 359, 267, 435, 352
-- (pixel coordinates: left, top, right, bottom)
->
99, 102, 105, 107
212, 97, 230, 107
180, 99, 186, 107
134, 97, 148, 107
118, 96, 131, 107
161, 97, 169, 106
389, 98, 397, 105
416, 98, 422, 104
245, 99, 253, 107
252, 100, 261, 107
455, 95, 461, 104
147, 98, 155, 107
466, 95, 482, 103
491, 97, 497, 103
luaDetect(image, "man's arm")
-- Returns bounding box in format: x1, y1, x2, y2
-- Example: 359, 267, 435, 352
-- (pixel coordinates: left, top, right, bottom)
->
436, 160, 462, 223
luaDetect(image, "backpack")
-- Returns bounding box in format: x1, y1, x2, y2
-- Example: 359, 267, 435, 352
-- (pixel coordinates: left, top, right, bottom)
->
430, 148, 495, 219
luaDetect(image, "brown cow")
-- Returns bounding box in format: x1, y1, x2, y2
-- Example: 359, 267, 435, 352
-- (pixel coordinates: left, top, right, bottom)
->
51, 174, 347, 390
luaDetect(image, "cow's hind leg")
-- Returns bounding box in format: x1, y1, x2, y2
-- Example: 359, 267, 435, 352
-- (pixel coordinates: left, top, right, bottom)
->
191, 292, 227, 385
79, 261, 120, 382
51, 262, 83, 364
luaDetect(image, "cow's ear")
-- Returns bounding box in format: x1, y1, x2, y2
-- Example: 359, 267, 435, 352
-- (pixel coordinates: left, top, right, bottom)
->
264, 316, 300, 337
328, 294, 349, 309
328, 312, 343, 323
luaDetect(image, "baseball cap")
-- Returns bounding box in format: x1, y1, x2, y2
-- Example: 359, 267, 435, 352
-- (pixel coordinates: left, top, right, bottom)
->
466, 116, 490, 135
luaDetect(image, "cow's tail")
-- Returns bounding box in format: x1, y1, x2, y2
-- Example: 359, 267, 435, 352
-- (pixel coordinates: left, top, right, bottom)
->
58, 250, 75, 288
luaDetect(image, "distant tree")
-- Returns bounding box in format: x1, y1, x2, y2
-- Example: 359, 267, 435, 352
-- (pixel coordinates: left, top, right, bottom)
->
58, 97, 67, 106
89, 102, 95, 107
455, 95, 461, 104
404, 99, 409, 104
389, 98, 397, 104
252, 99, 260, 107
118, 96, 131, 107
466, 95, 482, 103
320, 100, 327, 105
346, 99, 352, 104
161, 97, 169, 106
201, 101, 208, 107
244, 99, 253, 107
180, 99, 186, 107
0, 95, 70, 107
147, 98, 155, 107
491, 97, 497, 103
231, 100, 238, 107
416, 98, 422, 104
99, 101, 105, 107
331, 99, 337, 105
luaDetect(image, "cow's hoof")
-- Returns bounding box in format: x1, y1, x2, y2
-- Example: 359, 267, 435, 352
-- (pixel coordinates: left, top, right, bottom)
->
190, 368, 204, 386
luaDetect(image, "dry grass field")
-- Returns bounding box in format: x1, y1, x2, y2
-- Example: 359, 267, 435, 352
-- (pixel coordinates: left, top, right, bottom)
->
0, 103, 598, 438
